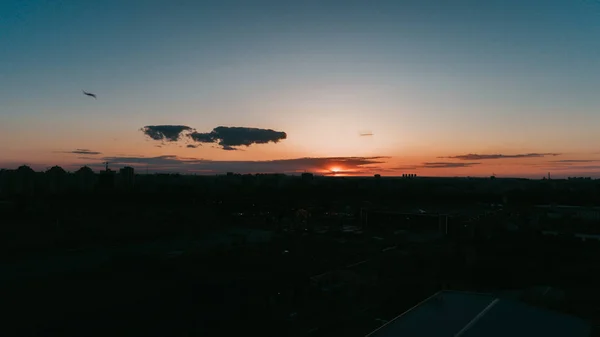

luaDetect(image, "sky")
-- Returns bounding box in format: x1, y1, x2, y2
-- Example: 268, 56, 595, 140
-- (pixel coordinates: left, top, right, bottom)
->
1, 0, 600, 178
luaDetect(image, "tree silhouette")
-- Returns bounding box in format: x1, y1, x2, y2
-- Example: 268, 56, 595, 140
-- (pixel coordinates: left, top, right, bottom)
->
46, 165, 66, 175
75, 166, 94, 175
16, 165, 35, 174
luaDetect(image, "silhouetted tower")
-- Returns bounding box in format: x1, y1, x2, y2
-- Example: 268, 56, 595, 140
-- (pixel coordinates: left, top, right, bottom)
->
119, 166, 135, 190
98, 162, 116, 191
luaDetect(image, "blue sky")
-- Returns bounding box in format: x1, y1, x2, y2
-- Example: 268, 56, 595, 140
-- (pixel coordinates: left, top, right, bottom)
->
1, 0, 600, 177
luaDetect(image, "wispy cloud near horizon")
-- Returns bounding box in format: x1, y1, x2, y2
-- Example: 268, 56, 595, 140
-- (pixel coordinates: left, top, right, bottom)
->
542, 165, 600, 171
387, 162, 481, 171
72, 155, 389, 174
56, 149, 102, 155
440, 153, 560, 160
548, 159, 600, 163
422, 162, 481, 168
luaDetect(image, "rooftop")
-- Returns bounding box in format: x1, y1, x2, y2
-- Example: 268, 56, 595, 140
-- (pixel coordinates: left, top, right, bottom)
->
366, 290, 591, 337
535, 204, 600, 210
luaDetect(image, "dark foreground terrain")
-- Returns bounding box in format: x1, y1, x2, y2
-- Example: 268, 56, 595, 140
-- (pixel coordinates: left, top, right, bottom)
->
2, 174, 600, 336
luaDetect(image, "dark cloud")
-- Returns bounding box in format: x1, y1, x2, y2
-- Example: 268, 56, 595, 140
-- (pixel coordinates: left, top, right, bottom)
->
222, 145, 237, 151
140, 125, 194, 142
422, 162, 480, 168
533, 159, 600, 173
380, 162, 480, 171
76, 155, 482, 174
387, 165, 419, 171
186, 144, 198, 148
305, 156, 389, 168
360, 132, 373, 136
141, 125, 287, 150
189, 126, 287, 150
544, 165, 600, 171
79, 155, 388, 174
189, 132, 216, 143
548, 159, 599, 163
58, 149, 102, 155
529, 159, 600, 170
440, 153, 560, 160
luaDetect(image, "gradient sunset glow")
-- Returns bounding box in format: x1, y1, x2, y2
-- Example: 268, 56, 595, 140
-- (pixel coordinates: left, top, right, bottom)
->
2, 0, 600, 178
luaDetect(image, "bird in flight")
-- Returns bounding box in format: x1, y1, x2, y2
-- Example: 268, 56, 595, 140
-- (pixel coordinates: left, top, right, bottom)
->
82, 90, 97, 99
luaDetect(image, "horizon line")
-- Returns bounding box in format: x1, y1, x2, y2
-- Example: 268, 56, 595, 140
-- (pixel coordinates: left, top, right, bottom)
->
1, 166, 594, 180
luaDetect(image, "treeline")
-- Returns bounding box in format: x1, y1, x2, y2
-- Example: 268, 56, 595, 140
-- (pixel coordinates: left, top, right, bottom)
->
3, 172, 600, 206
2, 164, 599, 205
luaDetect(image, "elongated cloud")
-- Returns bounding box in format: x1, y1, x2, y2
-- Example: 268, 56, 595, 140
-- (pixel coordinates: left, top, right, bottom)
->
440, 153, 560, 160
57, 149, 102, 155
140, 125, 194, 142
189, 126, 287, 150
78, 155, 387, 174
543, 165, 600, 171
422, 162, 480, 168
533, 159, 600, 172
388, 162, 480, 170
548, 159, 598, 163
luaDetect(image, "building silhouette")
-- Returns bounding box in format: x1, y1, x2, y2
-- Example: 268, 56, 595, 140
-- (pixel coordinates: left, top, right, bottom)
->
301, 172, 314, 182
365, 290, 591, 337
119, 166, 135, 190
98, 162, 116, 191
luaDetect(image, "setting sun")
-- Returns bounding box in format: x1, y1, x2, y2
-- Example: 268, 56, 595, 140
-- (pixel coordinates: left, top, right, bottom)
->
330, 167, 342, 173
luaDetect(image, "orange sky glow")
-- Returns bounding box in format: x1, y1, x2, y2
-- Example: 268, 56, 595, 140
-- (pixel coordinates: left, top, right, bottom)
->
2, 1, 600, 179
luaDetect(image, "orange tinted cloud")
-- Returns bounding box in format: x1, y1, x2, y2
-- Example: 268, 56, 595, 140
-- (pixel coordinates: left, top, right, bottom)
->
439, 153, 560, 160
71, 155, 389, 174
56, 149, 102, 155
